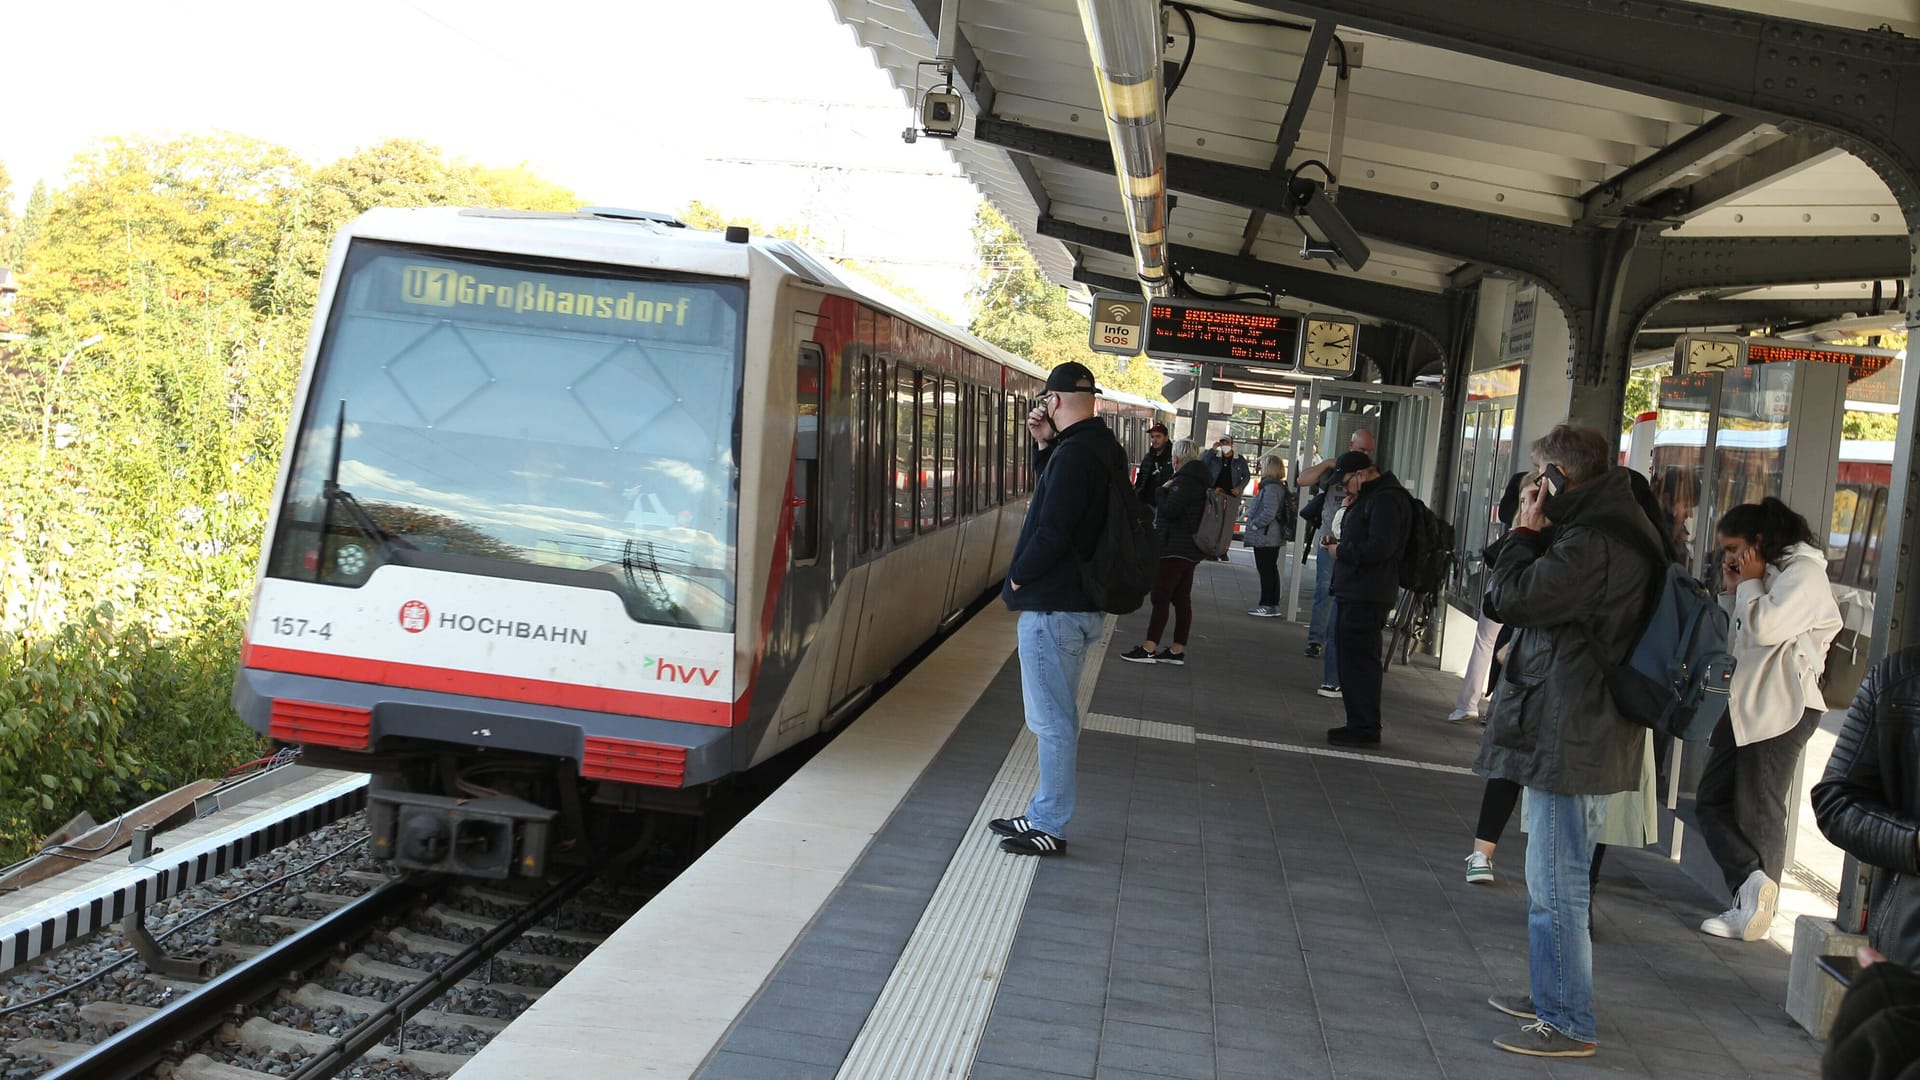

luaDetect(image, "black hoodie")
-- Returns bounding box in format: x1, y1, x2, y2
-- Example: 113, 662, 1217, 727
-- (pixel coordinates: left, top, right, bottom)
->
1001, 416, 1127, 613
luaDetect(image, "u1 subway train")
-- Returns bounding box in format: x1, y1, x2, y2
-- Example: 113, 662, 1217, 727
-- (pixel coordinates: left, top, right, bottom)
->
235, 206, 1171, 878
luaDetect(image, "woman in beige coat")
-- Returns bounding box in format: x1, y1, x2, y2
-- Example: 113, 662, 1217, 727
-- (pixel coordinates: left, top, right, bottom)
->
1698, 497, 1842, 941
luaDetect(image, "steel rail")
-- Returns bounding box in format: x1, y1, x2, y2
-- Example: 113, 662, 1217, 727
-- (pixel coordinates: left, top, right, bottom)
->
287, 867, 598, 1080
41, 878, 427, 1080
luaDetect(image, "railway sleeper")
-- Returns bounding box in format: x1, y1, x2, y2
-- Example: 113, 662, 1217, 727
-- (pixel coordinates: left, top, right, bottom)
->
451, 884, 629, 923
426, 903, 606, 946
300, 891, 363, 910
382, 927, 578, 972
173, 1052, 284, 1080
337, 952, 548, 1000
285, 983, 510, 1034
7, 1038, 93, 1064
223, 1016, 470, 1076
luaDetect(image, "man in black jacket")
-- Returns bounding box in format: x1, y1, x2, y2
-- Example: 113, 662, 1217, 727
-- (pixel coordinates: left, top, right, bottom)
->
1134, 422, 1173, 506
989, 361, 1126, 858
1814, 646, 1920, 968
1325, 450, 1410, 747
1476, 424, 1661, 1060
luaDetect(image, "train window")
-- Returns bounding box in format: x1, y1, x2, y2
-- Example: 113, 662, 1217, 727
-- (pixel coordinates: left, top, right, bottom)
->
854, 350, 870, 556
265, 243, 746, 632
868, 352, 886, 552
793, 343, 823, 563
919, 375, 939, 530
938, 379, 959, 525
893, 365, 916, 542
975, 387, 992, 509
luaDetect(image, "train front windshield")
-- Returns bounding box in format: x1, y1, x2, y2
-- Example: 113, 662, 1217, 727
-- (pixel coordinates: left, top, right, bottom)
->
267, 242, 746, 632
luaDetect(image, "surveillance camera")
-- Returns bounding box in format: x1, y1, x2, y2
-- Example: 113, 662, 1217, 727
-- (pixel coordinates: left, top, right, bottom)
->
920, 90, 963, 138
1289, 178, 1371, 272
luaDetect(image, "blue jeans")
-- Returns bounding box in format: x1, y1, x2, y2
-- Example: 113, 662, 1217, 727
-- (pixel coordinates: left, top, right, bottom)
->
1017, 610, 1105, 838
1308, 545, 1335, 646
1524, 788, 1608, 1043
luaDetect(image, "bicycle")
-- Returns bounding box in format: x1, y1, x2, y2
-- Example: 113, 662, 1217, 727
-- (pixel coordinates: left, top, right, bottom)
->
1385, 585, 1440, 670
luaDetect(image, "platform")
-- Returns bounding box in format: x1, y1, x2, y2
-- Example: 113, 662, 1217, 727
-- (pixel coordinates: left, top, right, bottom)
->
461, 553, 1826, 1079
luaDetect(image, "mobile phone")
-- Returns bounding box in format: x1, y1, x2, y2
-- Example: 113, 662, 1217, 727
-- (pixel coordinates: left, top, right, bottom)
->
1818, 953, 1863, 988
1541, 464, 1568, 497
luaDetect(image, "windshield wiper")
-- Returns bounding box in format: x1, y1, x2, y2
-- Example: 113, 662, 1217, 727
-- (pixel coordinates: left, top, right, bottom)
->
317, 400, 413, 579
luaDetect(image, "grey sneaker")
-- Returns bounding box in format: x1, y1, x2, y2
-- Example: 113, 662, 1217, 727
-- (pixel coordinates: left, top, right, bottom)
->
1494, 1020, 1595, 1058
1487, 993, 1535, 1020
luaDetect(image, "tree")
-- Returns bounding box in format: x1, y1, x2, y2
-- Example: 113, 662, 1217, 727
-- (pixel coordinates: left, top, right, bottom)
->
0, 161, 15, 265
1620, 363, 1669, 433
966, 202, 1163, 400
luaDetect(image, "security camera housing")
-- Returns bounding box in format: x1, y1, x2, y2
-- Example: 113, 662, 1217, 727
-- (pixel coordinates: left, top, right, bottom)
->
921, 91, 964, 138
1288, 178, 1371, 272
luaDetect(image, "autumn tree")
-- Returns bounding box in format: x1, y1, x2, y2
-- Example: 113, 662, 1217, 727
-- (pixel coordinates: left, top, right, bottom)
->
967, 202, 1163, 400
0, 161, 15, 265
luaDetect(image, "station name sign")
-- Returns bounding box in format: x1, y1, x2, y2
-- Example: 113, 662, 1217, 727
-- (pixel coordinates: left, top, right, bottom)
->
1146, 300, 1301, 367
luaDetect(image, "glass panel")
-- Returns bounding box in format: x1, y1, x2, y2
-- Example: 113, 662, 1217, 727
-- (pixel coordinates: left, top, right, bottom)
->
893, 366, 916, 541
939, 379, 959, 524
1651, 373, 1717, 580
919, 376, 938, 530
268, 241, 745, 632
793, 344, 821, 563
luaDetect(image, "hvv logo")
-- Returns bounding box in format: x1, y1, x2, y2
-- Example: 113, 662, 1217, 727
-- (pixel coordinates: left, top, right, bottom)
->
642, 655, 720, 687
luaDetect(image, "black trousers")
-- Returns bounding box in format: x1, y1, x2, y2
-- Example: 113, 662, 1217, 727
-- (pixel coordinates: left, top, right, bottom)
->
1475, 776, 1607, 890
1333, 600, 1390, 735
1253, 546, 1280, 606
1696, 706, 1823, 893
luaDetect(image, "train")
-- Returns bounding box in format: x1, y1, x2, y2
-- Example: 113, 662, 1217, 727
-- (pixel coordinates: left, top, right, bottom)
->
234, 207, 1171, 879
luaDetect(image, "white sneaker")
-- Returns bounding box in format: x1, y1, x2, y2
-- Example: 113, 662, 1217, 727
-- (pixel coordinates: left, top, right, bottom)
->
1316, 685, 1342, 699
1700, 907, 1747, 939
1736, 870, 1778, 941
1446, 710, 1479, 724
1465, 851, 1494, 885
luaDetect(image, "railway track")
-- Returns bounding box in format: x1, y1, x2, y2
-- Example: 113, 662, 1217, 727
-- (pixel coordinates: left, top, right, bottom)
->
2, 820, 649, 1079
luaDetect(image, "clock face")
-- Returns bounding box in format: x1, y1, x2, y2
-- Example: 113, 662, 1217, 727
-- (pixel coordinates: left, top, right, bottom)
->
1687, 339, 1741, 372
1301, 318, 1356, 373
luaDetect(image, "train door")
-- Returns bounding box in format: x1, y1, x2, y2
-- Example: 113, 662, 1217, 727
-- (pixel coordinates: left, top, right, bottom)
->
828, 340, 882, 711
777, 339, 832, 738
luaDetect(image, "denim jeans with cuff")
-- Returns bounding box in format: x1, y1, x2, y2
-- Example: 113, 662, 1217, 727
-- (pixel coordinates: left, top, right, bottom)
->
1524, 788, 1609, 1043
1017, 609, 1106, 839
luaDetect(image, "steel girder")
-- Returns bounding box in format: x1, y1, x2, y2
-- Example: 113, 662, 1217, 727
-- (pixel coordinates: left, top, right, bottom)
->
1227, 0, 1920, 646
1579, 116, 1769, 224
1038, 215, 1459, 352
1641, 297, 1886, 331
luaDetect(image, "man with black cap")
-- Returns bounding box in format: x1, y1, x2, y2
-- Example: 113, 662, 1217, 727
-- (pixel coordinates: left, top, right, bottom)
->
1323, 449, 1411, 746
990, 361, 1129, 857
1134, 422, 1173, 507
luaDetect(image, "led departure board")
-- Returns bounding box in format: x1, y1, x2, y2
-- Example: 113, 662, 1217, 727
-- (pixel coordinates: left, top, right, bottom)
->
1145, 300, 1300, 367
1744, 338, 1903, 407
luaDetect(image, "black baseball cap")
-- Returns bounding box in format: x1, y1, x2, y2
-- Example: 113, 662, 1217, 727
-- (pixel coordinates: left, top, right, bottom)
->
1328, 450, 1373, 483
1044, 362, 1100, 395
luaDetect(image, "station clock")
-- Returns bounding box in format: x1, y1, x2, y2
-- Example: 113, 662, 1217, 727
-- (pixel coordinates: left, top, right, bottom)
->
1298, 315, 1359, 376
1682, 336, 1744, 374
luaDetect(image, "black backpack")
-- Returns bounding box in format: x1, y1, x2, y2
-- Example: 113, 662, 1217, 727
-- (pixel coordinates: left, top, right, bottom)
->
1078, 467, 1161, 615
1397, 495, 1454, 594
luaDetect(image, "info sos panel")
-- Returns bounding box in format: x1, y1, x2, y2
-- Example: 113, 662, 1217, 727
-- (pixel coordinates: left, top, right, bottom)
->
1144, 300, 1359, 376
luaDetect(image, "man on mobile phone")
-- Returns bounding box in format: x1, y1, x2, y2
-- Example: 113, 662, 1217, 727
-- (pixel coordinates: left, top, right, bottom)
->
1474, 424, 1663, 1060
1323, 450, 1410, 747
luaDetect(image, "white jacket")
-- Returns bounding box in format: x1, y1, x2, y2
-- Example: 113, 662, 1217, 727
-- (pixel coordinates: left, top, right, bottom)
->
1725, 542, 1843, 745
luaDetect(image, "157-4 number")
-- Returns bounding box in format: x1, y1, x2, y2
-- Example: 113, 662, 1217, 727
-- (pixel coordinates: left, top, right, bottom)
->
270, 616, 332, 639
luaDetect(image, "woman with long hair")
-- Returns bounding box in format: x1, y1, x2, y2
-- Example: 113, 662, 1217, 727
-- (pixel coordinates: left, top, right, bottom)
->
1121, 439, 1211, 665
1698, 496, 1842, 941
1243, 455, 1290, 617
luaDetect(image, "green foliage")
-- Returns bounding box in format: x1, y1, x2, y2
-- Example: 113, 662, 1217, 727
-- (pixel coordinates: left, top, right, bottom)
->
0, 132, 577, 862
0, 161, 15, 264
966, 202, 1164, 401
1621, 363, 1670, 433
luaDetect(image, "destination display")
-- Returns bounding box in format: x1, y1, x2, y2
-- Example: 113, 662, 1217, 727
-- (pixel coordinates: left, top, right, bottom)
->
1744, 339, 1902, 407
1146, 300, 1300, 367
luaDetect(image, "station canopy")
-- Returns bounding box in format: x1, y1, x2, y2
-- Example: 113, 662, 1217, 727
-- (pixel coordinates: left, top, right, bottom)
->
826, 0, 1916, 361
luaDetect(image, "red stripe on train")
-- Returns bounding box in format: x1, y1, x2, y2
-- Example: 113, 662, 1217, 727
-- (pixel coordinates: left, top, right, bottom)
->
242, 643, 736, 726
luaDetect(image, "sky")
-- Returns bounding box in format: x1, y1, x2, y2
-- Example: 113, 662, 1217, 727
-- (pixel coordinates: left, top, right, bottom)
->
3, 0, 987, 314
